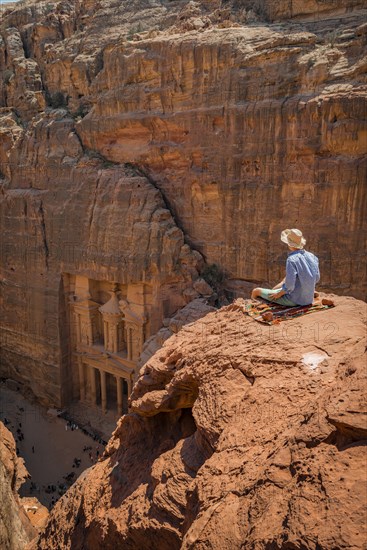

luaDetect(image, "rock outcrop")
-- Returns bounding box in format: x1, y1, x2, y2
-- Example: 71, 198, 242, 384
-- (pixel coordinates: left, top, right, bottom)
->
0, 422, 37, 550
35, 295, 367, 549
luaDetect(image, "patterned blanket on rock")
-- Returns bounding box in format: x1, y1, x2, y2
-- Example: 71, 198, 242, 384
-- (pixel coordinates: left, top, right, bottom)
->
245, 300, 334, 325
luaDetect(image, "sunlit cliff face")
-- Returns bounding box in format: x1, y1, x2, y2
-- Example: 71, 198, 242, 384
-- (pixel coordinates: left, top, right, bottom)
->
0, 0, 366, 548
1, 3, 365, 402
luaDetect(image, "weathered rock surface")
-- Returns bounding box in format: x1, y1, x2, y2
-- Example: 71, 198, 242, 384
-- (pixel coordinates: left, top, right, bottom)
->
35, 295, 367, 549
0, 108, 205, 405
240, 0, 365, 22
75, 15, 367, 302
0, 0, 366, 407
138, 297, 216, 368
0, 422, 37, 550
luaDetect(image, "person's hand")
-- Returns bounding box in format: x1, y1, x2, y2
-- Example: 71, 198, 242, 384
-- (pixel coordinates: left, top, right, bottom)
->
270, 290, 285, 300
272, 278, 285, 290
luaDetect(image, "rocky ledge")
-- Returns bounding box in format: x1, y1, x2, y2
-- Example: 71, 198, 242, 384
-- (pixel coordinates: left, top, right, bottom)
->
35, 294, 367, 549
0, 423, 39, 550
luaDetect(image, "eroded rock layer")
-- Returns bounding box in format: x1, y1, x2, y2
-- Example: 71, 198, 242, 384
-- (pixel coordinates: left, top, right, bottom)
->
35, 295, 367, 549
0, 1, 366, 402
0, 422, 37, 550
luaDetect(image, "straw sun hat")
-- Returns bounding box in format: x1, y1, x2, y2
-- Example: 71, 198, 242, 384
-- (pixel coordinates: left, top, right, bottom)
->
281, 228, 306, 249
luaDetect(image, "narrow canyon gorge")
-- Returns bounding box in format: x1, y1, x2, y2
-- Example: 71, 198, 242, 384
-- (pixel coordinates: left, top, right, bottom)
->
0, 0, 366, 548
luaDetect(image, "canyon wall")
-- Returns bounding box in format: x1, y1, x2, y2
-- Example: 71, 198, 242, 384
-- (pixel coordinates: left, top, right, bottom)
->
0, 0, 366, 406
78, 24, 366, 295
239, 0, 365, 22
34, 295, 367, 549
0, 111, 204, 405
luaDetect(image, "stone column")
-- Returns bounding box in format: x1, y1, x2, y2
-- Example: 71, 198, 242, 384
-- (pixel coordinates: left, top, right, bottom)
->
110, 323, 118, 353
90, 367, 97, 405
103, 321, 108, 350
116, 376, 123, 416
99, 291, 122, 352
87, 319, 93, 346
126, 326, 133, 361
78, 358, 85, 401
100, 370, 107, 413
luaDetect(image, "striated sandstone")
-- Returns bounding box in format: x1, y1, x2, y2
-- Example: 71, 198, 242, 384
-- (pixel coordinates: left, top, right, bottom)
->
35, 295, 367, 549
1, 0, 366, 295
0, 107, 206, 406
0, 422, 38, 550
239, 0, 366, 22
0, 0, 366, 546
75, 20, 367, 301
138, 297, 216, 369
0, 0, 366, 405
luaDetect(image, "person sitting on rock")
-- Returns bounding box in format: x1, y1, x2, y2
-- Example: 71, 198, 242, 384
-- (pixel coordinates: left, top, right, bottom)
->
251, 229, 320, 307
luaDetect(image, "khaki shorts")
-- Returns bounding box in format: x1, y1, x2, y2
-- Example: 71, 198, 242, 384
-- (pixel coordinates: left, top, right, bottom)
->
259, 288, 298, 307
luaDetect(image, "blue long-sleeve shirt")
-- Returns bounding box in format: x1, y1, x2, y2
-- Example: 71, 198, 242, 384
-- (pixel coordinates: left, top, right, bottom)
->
281, 249, 320, 306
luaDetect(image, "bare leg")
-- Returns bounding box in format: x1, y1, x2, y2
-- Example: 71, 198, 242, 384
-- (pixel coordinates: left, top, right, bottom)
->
251, 288, 262, 300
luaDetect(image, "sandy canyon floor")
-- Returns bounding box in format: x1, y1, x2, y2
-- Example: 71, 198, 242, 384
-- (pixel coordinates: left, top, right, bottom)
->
0, 381, 117, 509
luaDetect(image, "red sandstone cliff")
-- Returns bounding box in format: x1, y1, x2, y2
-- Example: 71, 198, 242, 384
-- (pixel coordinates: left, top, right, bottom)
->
0, 422, 39, 549
0, 2, 366, 545
0, 0, 366, 407
33, 295, 367, 549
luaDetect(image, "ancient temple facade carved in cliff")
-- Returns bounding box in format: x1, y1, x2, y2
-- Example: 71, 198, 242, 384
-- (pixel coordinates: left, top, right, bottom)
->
64, 275, 151, 416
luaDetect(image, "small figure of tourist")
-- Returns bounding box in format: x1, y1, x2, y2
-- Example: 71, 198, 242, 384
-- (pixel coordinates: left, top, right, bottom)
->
251, 229, 322, 307
32, 445, 35, 453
